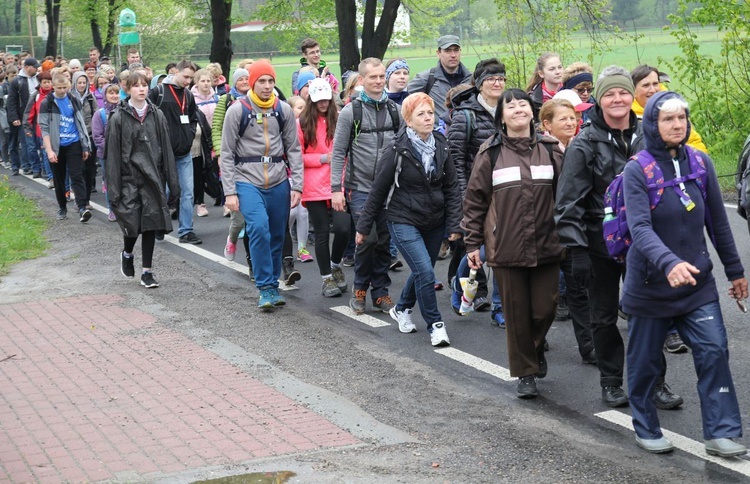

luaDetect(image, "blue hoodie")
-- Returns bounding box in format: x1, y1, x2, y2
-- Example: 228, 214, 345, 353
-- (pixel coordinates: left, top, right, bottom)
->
620, 91, 743, 317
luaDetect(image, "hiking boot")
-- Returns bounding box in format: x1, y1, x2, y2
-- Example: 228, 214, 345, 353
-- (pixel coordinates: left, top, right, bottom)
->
342, 255, 355, 267
56, 209, 67, 220
331, 266, 347, 292
429, 322, 450, 347
517, 375, 538, 399
349, 289, 367, 315
322, 278, 342, 297
258, 287, 275, 310
79, 208, 92, 223
140, 271, 159, 288
664, 332, 688, 353
269, 288, 285, 306
654, 381, 683, 410
602, 386, 629, 407
121, 251, 135, 278
373, 295, 394, 313
389, 307, 416, 334
282, 257, 301, 286
297, 248, 313, 262
224, 235, 236, 261
179, 232, 202, 245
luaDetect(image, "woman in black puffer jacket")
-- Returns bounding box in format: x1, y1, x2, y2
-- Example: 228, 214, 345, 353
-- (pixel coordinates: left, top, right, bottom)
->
447, 58, 506, 320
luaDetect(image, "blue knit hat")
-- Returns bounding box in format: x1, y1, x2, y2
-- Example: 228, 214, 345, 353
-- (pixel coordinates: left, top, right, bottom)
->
296, 71, 316, 93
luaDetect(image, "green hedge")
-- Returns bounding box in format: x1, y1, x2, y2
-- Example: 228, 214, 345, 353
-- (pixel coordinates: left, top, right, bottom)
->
0, 36, 46, 56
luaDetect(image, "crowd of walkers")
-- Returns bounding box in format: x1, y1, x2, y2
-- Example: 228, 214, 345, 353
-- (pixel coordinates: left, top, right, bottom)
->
0, 37, 747, 458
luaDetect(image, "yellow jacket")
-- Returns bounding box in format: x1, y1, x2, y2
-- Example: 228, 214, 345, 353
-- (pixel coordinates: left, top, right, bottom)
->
632, 91, 708, 153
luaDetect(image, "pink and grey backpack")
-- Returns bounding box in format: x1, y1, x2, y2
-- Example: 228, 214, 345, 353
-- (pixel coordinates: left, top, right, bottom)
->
603, 146, 714, 263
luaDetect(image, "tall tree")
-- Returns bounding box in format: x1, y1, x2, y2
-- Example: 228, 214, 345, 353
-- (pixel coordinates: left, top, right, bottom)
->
45, 0, 61, 57
210, 0, 233, 75
14, 0, 22, 34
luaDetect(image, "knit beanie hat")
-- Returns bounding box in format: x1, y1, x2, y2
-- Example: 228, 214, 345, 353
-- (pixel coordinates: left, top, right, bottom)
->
68, 59, 81, 70
296, 71, 316, 93
594, 73, 635, 100
232, 68, 249, 86
247, 60, 276, 88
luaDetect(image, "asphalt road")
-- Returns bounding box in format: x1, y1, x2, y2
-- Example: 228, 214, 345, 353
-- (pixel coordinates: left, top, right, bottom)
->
6, 167, 750, 482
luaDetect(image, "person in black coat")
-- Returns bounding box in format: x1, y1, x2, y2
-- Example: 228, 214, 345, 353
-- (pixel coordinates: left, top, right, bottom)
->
356, 93, 462, 347
106, 72, 179, 288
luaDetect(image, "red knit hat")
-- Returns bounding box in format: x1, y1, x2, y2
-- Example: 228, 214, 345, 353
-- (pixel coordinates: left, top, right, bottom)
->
247, 59, 276, 88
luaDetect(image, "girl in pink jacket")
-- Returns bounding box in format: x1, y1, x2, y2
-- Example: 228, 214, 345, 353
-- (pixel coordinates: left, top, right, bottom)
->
297, 78, 350, 297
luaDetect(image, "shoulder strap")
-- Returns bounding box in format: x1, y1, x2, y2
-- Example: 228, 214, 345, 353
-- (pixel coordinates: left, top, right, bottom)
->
100, 108, 107, 126
350, 98, 363, 145
386, 152, 403, 209
424, 67, 437, 94
386, 100, 400, 133
237, 97, 286, 138
156, 84, 164, 108
462, 108, 474, 144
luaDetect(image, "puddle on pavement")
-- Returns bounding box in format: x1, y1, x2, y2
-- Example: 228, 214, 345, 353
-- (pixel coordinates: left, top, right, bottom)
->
192, 471, 297, 484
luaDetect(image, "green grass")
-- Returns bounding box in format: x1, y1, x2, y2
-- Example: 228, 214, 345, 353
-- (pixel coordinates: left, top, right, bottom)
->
0, 178, 48, 276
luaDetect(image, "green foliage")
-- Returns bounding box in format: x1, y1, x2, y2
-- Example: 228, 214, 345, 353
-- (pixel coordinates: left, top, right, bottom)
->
663, 0, 750, 176
0, 179, 48, 277
254, 0, 339, 54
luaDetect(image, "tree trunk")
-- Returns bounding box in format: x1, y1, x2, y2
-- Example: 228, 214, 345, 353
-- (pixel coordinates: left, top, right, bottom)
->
91, 19, 103, 53
335, 0, 359, 75
362, 0, 400, 60
44, 0, 60, 57
14, 0, 21, 34
103, 0, 118, 57
210, 0, 233, 76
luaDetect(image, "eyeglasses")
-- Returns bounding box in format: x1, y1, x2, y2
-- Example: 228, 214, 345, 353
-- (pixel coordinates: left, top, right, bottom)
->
574, 86, 595, 94
484, 76, 506, 85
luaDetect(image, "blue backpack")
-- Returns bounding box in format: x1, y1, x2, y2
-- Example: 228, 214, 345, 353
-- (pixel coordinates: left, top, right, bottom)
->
603, 146, 714, 263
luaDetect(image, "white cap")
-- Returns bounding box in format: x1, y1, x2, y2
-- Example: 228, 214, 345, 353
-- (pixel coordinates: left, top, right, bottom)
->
308, 77, 332, 103
553, 89, 593, 112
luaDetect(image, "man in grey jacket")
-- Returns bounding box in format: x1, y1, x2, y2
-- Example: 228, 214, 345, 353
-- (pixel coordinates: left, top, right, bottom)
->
331, 58, 401, 315
221, 60, 303, 310
408, 35, 472, 119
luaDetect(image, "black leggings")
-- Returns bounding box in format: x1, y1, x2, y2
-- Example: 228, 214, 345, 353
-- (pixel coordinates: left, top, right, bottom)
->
124, 231, 156, 268
192, 155, 205, 205
307, 201, 350, 276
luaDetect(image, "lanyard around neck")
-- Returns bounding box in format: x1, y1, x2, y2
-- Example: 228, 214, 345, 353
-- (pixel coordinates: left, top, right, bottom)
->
167, 85, 186, 114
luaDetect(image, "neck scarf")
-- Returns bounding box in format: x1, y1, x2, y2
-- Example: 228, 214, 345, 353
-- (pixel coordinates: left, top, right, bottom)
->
229, 87, 246, 100
477, 94, 496, 118
359, 90, 388, 105
406, 127, 436, 175
249, 90, 275, 109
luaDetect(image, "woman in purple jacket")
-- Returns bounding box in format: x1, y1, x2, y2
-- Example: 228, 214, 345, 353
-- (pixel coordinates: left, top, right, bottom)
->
92, 83, 121, 221
622, 90, 748, 457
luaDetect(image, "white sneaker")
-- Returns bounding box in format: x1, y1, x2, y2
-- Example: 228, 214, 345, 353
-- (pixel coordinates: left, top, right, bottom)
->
197, 204, 208, 217
430, 322, 450, 346
389, 307, 416, 333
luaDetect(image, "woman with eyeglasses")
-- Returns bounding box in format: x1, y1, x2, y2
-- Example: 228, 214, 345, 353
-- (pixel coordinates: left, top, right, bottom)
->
447, 58, 507, 325
562, 62, 595, 123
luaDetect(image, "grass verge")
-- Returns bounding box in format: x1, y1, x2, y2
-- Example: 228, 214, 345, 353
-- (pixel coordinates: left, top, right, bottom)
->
0, 178, 48, 276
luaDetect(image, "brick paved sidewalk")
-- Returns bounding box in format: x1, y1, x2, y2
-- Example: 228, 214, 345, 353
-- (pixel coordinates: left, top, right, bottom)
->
0, 295, 359, 482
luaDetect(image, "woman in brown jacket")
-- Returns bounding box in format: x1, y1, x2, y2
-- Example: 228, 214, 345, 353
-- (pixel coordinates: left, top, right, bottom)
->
463, 88, 564, 399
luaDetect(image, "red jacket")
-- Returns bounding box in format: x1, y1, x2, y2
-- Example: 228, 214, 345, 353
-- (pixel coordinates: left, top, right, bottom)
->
297, 116, 339, 202
26, 87, 53, 137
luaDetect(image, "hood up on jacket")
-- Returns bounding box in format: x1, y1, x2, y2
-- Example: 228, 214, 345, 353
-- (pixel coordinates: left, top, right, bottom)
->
71, 71, 91, 102
642, 90, 692, 161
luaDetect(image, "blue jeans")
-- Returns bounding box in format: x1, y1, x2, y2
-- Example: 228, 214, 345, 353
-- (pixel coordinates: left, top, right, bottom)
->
24, 132, 42, 173
236, 181, 290, 289
627, 301, 742, 440
175, 153, 194, 236
347, 190, 391, 299
455, 245, 502, 311
8, 124, 27, 171
389, 223, 444, 327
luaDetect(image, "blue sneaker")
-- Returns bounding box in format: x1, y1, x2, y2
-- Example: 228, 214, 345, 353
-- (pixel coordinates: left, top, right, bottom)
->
491, 309, 506, 329
258, 287, 275, 310
269, 288, 286, 306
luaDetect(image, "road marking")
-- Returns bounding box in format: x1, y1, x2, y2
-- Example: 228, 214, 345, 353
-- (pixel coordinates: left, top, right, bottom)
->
330, 306, 390, 328
595, 410, 750, 475
434, 347, 513, 381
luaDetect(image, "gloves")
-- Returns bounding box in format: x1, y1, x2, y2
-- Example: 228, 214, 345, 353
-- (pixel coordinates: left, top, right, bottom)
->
569, 248, 592, 288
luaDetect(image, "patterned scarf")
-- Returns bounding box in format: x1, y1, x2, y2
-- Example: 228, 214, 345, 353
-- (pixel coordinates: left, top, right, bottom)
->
406, 127, 436, 175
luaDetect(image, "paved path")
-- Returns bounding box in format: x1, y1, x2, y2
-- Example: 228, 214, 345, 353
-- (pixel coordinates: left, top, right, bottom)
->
0, 295, 358, 482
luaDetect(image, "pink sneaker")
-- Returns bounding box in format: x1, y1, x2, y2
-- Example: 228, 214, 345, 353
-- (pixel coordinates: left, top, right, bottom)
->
297, 248, 313, 263
108, 211, 116, 222
224, 235, 236, 261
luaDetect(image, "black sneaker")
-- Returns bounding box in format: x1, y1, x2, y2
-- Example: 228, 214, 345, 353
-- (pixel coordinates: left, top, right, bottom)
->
473, 296, 491, 312
517, 375, 538, 399
389, 257, 403, 271
79, 208, 92, 223
120, 251, 135, 278
602, 386, 629, 407
23, 168, 33, 175
664, 332, 688, 353
155, 231, 164, 241
140, 271, 159, 288
342, 255, 355, 267
11, 169, 19, 176
32, 172, 41, 178
56, 209, 67, 220
179, 232, 202, 244
537, 349, 548, 379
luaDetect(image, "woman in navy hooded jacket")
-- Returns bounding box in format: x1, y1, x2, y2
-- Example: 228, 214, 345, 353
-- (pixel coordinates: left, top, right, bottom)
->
622, 90, 748, 457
